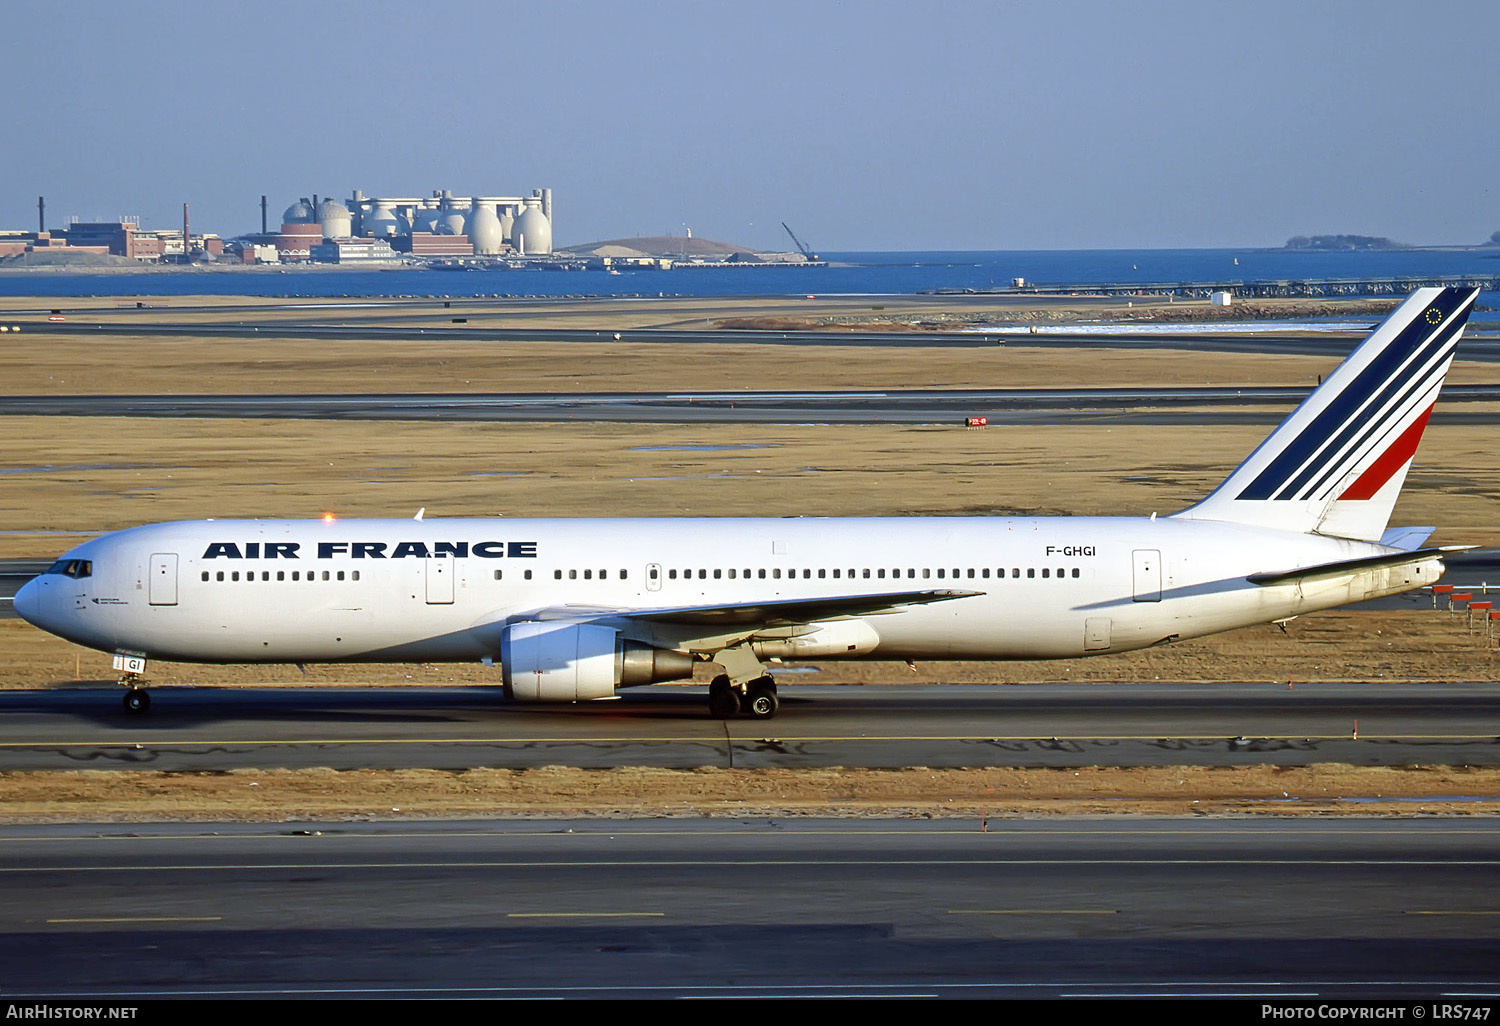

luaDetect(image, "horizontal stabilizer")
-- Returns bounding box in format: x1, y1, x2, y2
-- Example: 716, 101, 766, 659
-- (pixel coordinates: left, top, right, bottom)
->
1246, 545, 1474, 587
1379, 525, 1436, 551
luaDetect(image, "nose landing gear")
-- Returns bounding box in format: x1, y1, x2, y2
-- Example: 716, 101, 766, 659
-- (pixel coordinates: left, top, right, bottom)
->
118, 671, 151, 714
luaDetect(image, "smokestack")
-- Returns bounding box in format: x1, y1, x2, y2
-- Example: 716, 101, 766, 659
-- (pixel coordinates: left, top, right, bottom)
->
261, 195, 267, 235
183, 202, 190, 258
37, 196, 44, 233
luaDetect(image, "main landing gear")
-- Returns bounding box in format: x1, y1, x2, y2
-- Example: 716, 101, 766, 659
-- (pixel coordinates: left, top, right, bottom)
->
708, 674, 779, 720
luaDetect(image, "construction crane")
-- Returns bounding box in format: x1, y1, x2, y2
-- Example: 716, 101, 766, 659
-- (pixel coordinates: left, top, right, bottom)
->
781, 222, 818, 262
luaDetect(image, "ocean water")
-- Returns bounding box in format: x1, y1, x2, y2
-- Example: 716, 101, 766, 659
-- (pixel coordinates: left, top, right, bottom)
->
2, 247, 1496, 303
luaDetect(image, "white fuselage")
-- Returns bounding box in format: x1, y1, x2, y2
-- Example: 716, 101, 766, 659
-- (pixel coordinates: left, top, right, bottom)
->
15, 515, 1441, 666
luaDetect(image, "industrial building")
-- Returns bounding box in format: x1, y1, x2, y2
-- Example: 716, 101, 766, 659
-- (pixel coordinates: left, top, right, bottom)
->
275, 187, 554, 264
0, 218, 221, 261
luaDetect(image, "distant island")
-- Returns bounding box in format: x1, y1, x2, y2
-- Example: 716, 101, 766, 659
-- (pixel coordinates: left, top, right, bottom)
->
1284, 235, 1405, 251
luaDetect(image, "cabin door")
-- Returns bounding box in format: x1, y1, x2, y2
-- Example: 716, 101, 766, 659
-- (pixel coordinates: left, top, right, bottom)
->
1132, 549, 1161, 602
148, 553, 178, 606
426, 555, 454, 604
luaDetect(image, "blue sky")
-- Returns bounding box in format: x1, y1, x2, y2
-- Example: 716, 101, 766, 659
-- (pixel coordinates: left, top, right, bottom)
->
5, 0, 1497, 250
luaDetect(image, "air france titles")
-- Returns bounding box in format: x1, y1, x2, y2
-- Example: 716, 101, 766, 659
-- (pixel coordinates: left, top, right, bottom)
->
201, 541, 538, 560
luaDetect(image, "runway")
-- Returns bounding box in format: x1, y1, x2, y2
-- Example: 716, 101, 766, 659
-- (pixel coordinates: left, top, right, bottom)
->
1, 681, 1498, 772
5, 384, 1500, 424
3, 817, 1498, 999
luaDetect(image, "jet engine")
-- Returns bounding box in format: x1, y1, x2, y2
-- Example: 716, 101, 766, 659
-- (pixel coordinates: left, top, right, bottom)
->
500, 621, 695, 702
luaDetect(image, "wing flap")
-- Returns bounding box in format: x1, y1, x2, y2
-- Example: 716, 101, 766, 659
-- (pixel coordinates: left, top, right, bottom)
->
522, 589, 984, 627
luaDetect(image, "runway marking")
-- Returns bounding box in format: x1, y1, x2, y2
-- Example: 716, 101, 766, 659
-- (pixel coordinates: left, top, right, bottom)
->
1407, 910, 1500, 916
949, 908, 1117, 915
506, 912, 664, 918
46, 915, 222, 923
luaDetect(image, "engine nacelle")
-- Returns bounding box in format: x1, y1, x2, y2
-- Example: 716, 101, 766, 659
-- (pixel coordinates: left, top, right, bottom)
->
501, 621, 695, 703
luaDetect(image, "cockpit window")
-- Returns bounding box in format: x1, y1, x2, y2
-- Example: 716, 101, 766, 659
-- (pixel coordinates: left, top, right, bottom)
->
45, 559, 92, 579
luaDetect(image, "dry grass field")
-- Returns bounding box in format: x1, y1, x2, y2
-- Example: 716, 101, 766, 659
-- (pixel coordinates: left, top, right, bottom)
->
1, 293, 1497, 820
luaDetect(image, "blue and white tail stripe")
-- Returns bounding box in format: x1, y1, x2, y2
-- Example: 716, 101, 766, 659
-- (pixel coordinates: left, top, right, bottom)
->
1235, 287, 1473, 501
1173, 287, 1478, 542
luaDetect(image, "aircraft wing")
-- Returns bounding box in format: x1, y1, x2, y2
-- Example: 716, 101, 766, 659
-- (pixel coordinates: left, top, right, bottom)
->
521, 589, 985, 627
1245, 546, 1474, 587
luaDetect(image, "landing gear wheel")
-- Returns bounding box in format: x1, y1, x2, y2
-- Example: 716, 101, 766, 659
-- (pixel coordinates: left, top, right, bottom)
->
122, 689, 150, 714
708, 675, 739, 719
743, 678, 779, 720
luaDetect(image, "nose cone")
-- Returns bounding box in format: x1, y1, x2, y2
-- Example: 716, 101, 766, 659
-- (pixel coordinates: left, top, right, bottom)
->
13, 576, 40, 626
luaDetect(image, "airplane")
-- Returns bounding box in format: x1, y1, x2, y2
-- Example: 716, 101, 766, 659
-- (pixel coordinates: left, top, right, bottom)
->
13, 286, 1480, 718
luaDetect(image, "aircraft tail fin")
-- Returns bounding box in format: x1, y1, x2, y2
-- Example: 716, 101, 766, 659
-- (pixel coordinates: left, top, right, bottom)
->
1171, 286, 1478, 541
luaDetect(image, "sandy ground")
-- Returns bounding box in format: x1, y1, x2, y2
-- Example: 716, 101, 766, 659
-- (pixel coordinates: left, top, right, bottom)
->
6, 765, 1500, 824
2, 294, 1498, 821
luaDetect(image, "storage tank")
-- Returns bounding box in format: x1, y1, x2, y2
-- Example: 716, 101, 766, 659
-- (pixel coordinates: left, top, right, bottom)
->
282, 199, 315, 224
364, 201, 399, 238
407, 206, 439, 234
436, 204, 467, 236
318, 198, 353, 240
466, 200, 504, 254
512, 198, 552, 255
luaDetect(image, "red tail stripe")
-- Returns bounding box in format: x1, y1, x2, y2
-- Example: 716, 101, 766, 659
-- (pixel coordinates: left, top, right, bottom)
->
1340, 404, 1434, 501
